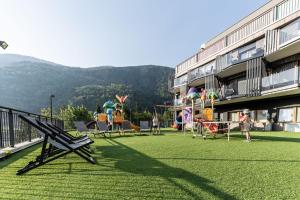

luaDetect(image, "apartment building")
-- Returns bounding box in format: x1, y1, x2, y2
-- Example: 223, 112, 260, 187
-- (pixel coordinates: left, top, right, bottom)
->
170, 0, 300, 132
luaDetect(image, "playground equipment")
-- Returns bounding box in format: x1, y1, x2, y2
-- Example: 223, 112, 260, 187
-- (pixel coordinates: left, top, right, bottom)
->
92, 95, 142, 133
208, 90, 218, 114
201, 121, 231, 141
172, 87, 233, 140
186, 87, 200, 134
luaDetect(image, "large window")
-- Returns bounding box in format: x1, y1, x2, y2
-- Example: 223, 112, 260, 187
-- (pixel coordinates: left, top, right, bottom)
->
257, 110, 268, 122
278, 108, 294, 122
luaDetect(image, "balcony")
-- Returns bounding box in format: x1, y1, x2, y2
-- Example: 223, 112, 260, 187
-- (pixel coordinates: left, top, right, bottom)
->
265, 18, 300, 62
216, 39, 264, 78
174, 74, 188, 88
223, 79, 247, 99
187, 60, 216, 86
261, 67, 299, 94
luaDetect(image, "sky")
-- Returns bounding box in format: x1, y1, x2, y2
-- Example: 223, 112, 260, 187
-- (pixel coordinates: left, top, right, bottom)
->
0, 0, 267, 68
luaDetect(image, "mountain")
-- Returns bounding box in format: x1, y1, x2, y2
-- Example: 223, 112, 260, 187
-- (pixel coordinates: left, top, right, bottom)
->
0, 54, 60, 67
0, 54, 174, 113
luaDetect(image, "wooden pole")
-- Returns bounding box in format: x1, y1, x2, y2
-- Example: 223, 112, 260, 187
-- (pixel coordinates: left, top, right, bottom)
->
192, 99, 194, 134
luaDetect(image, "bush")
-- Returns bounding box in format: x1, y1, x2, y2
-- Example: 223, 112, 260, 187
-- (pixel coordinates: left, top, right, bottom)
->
58, 105, 93, 129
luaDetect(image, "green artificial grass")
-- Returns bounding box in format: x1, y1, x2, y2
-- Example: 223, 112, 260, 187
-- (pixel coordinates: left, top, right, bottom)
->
0, 130, 299, 199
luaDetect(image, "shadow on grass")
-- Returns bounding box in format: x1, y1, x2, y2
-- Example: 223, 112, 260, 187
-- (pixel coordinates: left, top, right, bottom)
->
94, 139, 238, 200
154, 157, 300, 163
230, 134, 300, 143
0, 143, 41, 170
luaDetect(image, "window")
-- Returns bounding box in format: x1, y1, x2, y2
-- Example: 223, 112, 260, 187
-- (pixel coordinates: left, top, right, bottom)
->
278, 108, 294, 122
297, 107, 300, 122
257, 110, 269, 122
229, 112, 239, 122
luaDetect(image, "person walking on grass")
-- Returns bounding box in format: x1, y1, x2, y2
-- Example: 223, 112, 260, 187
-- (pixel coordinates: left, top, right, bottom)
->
152, 115, 159, 134
240, 109, 252, 142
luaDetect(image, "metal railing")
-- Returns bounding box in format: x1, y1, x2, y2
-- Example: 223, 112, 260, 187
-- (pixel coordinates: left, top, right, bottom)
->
223, 79, 247, 99
261, 67, 299, 91
174, 74, 188, 88
187, 60, 217, 84
216, 39, 264, 72
0, 106, 64, 149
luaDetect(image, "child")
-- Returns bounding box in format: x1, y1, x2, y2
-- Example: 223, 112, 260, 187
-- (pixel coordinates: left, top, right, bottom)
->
240, 109, 251, 142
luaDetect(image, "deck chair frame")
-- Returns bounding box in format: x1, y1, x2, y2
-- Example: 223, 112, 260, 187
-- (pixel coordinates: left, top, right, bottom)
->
96, 121, 111, 138
74, 121, 98, 136
17, 115, 95, 175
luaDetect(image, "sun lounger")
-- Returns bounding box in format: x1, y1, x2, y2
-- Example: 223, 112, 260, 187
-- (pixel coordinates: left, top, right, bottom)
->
121, 120, 133, 135
96, 121, 111, 137
17, 115, 95, 175
140, 121, 150, 134
38, 121, 91, 154
74, 121, 98, 136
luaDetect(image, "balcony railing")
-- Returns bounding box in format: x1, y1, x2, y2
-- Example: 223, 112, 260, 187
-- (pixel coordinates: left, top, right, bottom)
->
275, 0, 300, 21
279, 18, 300, 46
223, 79, 247, 99
187, 60, 216, 84
261, 67, 299, 91
217, 39, 264, 72
174, 74, 188, 88
0, 106, 64, 149
266, 17, 300, 55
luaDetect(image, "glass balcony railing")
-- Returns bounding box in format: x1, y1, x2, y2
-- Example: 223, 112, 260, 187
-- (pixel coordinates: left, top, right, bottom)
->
279, 18, 300, 47
216, 39, 264, 72
223, 79, 247, 99
262, 67, 299, 91
174, 75, 188, 88
187, 60, 216, 84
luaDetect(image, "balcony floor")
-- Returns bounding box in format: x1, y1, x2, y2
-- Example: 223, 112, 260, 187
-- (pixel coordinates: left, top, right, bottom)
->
0, 130, 299, 199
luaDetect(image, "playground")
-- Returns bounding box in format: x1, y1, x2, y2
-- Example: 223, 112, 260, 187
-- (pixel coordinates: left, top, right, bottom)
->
0, 130, 299, 199
88, 95, 159, 134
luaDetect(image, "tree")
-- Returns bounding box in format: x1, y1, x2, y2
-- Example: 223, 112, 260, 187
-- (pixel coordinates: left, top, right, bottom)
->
58, 105, 93, 129
40, 107, 51, 118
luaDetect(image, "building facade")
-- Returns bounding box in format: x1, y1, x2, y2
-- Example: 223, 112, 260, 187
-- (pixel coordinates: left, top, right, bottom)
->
170, 0, 300, 132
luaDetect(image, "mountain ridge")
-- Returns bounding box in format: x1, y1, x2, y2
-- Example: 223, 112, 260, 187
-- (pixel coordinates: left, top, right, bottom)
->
0, 54, 174, 113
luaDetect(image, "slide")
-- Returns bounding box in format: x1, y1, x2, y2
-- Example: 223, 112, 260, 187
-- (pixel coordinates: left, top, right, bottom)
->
130, 123, 140, 132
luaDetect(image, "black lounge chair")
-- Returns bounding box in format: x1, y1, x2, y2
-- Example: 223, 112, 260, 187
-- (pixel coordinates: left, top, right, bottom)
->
38, 121, 92, 154
96, 121, 111, 137
44, 121, 89, 143
17, 115, 95, 175
74, 121, 98, 135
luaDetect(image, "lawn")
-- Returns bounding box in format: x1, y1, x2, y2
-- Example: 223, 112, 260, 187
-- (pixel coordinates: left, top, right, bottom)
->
0, 130, 299, 200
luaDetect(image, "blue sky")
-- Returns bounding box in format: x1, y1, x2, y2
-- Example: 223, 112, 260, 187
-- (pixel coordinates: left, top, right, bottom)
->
0, 0, 266, 67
